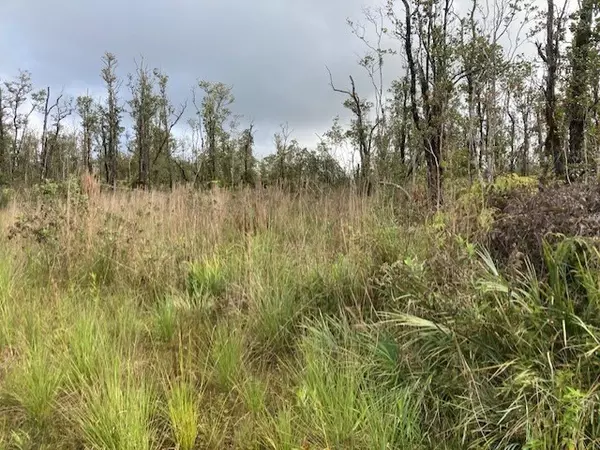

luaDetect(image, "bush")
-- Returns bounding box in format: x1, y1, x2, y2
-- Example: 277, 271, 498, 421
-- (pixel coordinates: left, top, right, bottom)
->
489, 183, 600, 271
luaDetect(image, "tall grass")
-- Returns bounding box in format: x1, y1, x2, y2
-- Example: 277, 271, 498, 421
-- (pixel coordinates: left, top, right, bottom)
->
76, 361, 156, 450
0, 183, 598, 448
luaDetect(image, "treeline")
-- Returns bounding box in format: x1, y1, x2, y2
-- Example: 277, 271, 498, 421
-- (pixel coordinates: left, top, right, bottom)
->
2, 0, 600, 198
0, 54, 348, 191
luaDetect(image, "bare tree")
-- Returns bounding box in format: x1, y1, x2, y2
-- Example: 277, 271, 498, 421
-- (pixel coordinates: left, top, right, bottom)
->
38, 87, 65, 179
274, 122, 293, 185
328, 68, 378, 195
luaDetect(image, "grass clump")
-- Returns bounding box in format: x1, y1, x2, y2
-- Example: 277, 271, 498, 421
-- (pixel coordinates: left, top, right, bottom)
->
152, 296, 179, 343
165, 381, 199, 450
3, 342, 63, 429
209, 321, 245, 391
76, 363, 156, 450
291, 318, 424, 449
187, 255, 230, 300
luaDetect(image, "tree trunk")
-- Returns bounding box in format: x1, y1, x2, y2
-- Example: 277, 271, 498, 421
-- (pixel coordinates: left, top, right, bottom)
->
541, 0, 564, 178
40, 87, 51, 179
521, 110, 530, 175
567, 0, 594, 177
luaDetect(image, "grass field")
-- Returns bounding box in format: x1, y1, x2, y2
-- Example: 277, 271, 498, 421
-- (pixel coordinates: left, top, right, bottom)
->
0, 182, 599, 449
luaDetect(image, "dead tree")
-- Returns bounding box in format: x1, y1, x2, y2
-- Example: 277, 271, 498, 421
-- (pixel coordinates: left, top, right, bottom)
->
328, 68, 378, 195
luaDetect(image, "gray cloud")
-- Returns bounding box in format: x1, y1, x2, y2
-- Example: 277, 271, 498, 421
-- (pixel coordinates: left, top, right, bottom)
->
1, 0, 401, 155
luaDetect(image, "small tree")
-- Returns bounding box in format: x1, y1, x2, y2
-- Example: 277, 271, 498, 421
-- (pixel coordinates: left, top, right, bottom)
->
100, 52, 123, 188
328, 69, 378, 195
76, 94, 99, 175
128, 59, 157, 189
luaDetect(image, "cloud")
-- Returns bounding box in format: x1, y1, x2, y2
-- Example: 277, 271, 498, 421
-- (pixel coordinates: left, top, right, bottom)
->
1, 0, 403, 156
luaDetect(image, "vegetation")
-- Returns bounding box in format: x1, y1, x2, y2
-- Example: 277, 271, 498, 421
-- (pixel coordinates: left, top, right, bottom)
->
3, 0, 600, 447
2, 0, 600, 195
0, 179, 597, 449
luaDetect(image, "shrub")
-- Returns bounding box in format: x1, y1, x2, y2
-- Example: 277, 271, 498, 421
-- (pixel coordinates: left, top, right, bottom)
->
489, 183, 600, 270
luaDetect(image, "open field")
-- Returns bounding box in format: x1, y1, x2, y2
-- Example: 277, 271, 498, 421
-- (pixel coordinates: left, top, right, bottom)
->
0, 182, 599, 449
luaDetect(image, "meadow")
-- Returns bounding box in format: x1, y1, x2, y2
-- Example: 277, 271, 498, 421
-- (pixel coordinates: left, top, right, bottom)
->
0, 179, 599, 449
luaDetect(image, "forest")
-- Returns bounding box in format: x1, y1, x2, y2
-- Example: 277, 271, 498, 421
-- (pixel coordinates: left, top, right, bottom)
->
1, 0, 600, 448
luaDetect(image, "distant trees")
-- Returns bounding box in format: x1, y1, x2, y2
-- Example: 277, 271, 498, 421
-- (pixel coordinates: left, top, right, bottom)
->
2, 0, 600, 197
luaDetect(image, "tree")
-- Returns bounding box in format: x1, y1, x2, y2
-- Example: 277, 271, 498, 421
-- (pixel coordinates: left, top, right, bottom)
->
76, 94, 99, 175
4, 70, 42, 180
240, 123, 256, 187
151, 70, 186, 189
274, 122, 293, 185
128, 59, 157, 189
388, 0, 456, 206
100, 52, 123, 188
38, 87, 67, 179
193, 81, 234, 184
536, 0, 568, 178
46, 95, 73, 180
566, 0, 597, 179
328, 69, 378, 195
388, 77, 411, 178
0, 82, 7, 181
348, 6, 393, 177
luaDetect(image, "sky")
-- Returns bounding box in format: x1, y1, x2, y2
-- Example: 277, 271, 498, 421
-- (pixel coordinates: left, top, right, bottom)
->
0, 0, 399, 158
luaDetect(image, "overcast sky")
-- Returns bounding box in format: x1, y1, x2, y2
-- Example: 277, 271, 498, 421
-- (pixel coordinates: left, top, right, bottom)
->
0, 0, 402, 157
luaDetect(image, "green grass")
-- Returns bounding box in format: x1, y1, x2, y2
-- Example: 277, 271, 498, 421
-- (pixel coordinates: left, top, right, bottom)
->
165, 381, 200, 450
1, 186, 600, 449
76, 361, 156, 450
4, 340, 63, 429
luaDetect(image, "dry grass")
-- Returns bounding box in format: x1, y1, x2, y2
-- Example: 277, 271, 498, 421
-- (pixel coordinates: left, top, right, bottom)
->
0, 181, 597, 449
